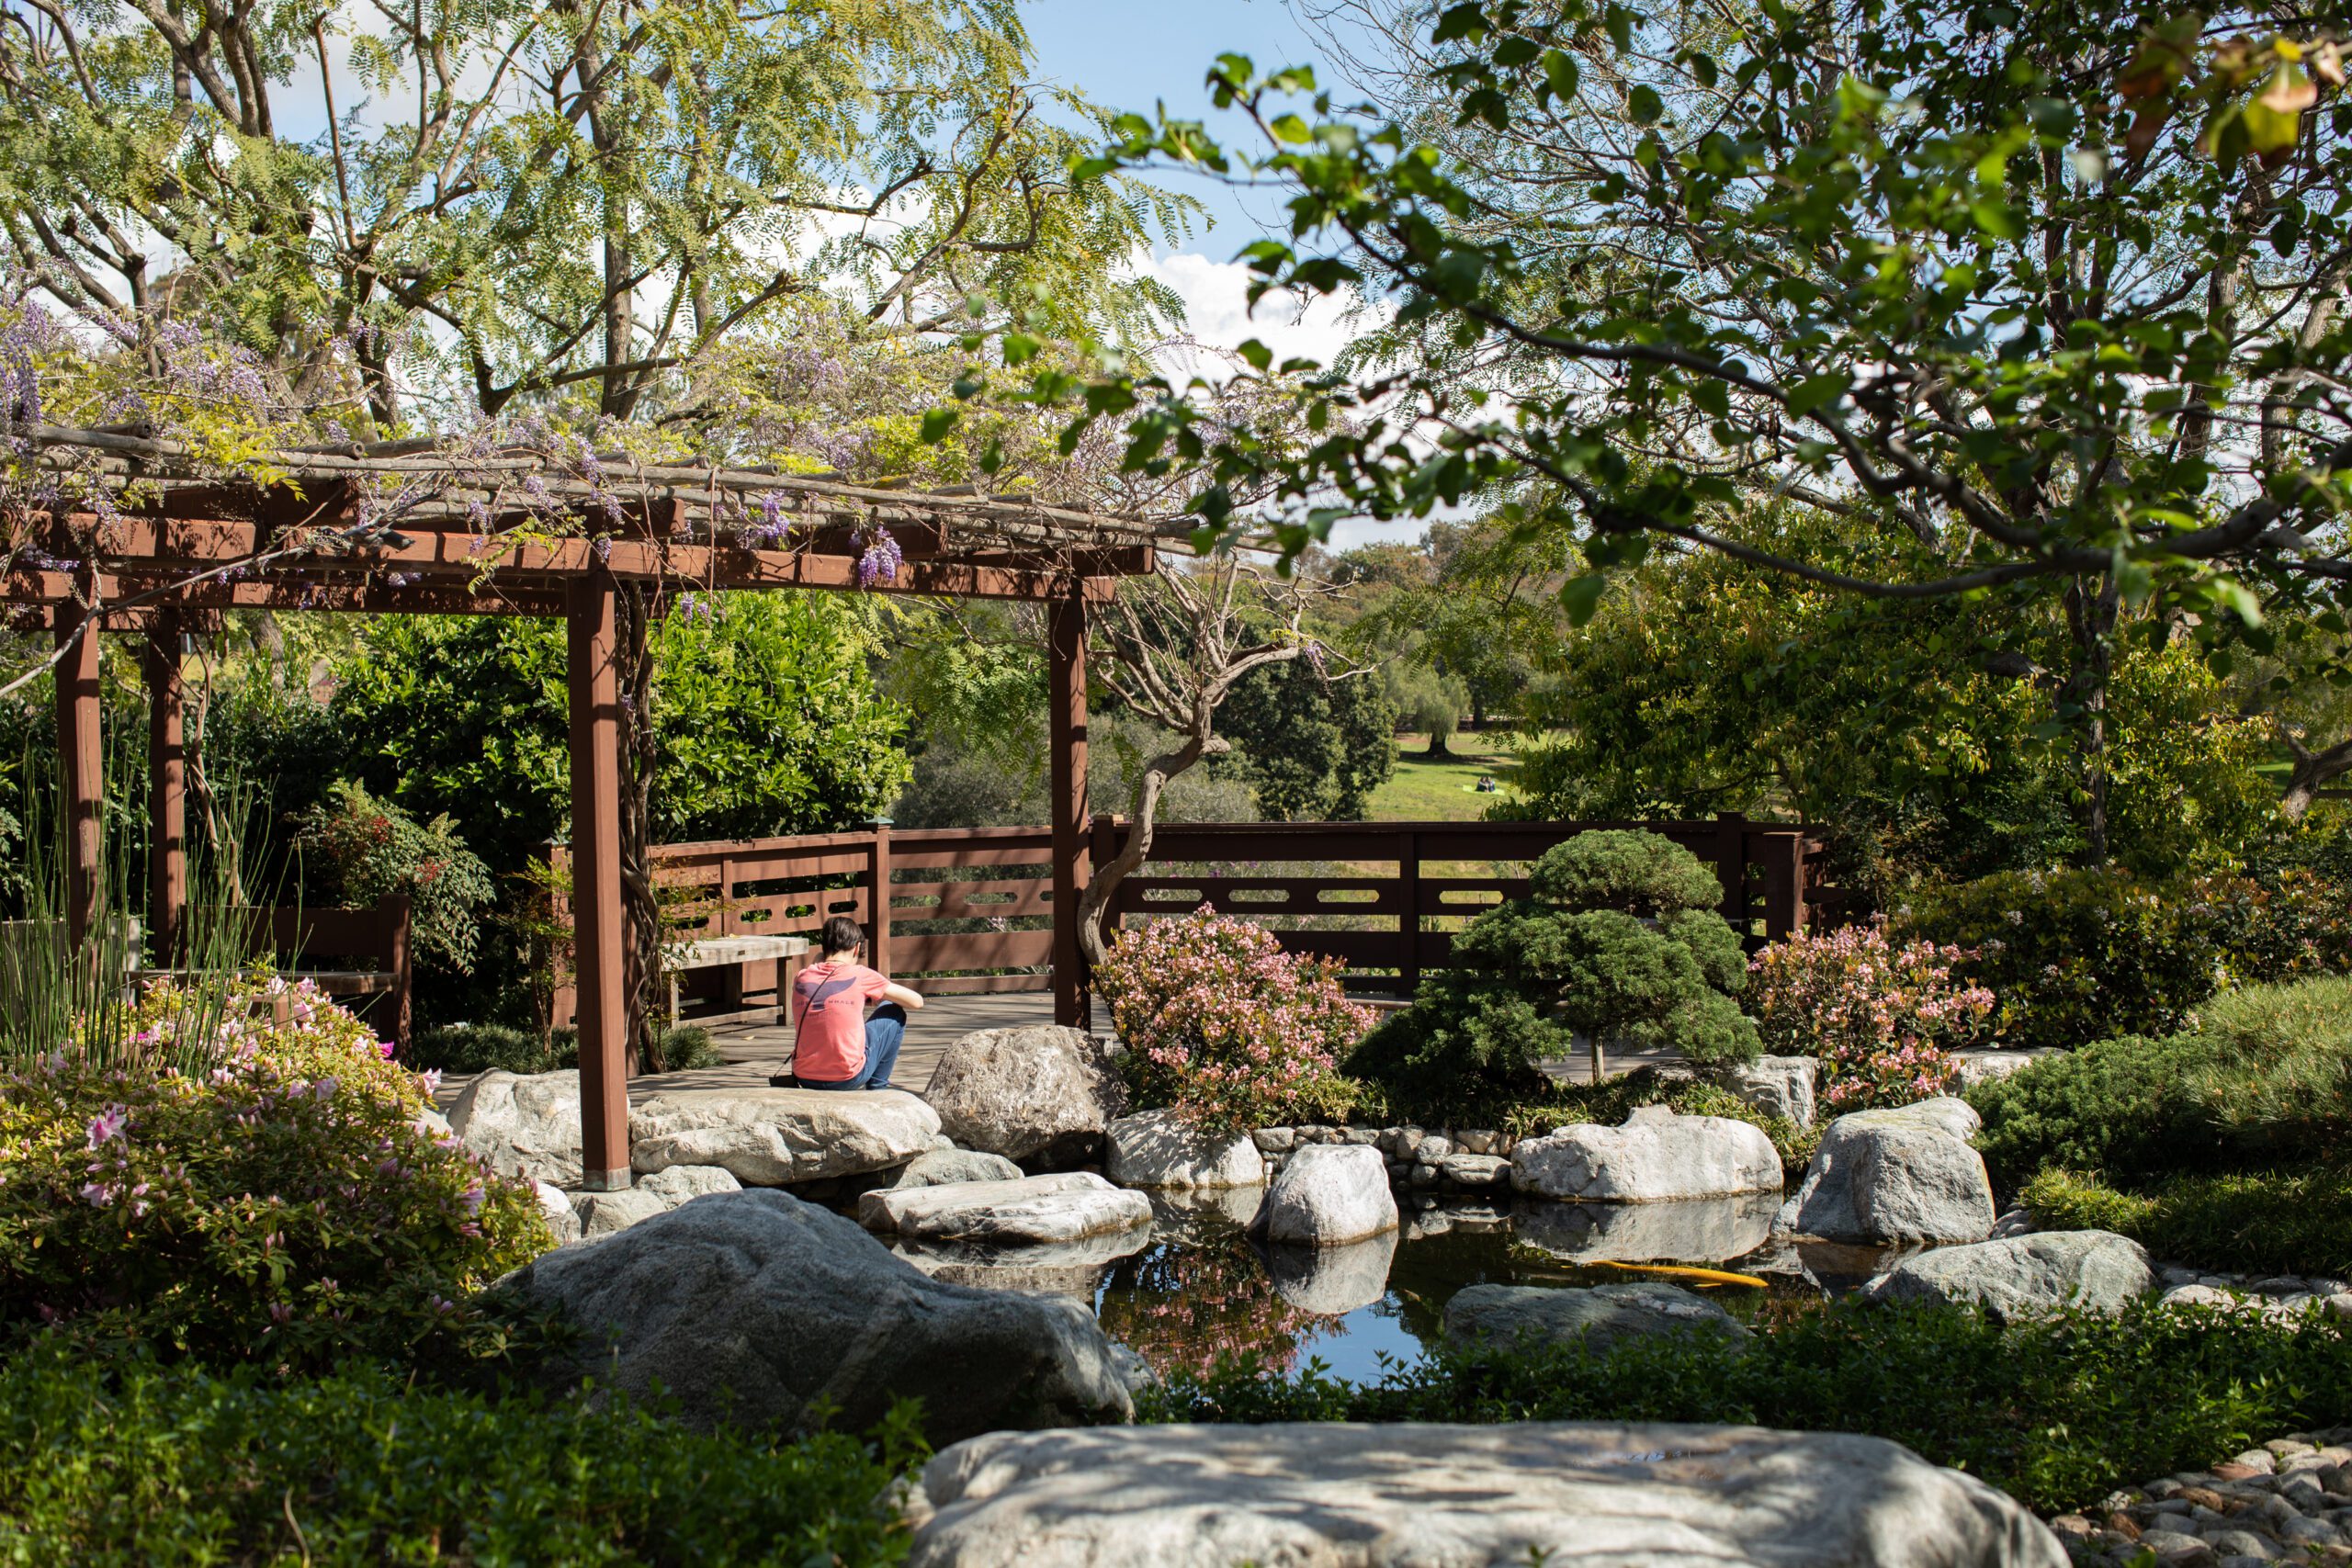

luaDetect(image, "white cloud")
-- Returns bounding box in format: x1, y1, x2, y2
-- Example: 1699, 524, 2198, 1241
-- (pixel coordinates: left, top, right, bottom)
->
1131, 249, 1382, 378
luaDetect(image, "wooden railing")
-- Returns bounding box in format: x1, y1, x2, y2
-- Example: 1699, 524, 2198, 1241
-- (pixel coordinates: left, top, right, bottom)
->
551, 813, 1854, 1025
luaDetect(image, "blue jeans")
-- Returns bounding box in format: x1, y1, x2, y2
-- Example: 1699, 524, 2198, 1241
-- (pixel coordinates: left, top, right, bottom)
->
797, 1003, 906, 1091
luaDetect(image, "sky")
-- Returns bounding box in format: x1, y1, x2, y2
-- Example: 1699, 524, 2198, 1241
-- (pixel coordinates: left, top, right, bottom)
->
1020, 1, 1416, 549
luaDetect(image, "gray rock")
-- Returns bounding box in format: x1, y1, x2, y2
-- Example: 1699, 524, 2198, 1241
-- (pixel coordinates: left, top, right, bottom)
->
531, 1179, 582, 1246
1719, 1055, 1819, 1130
1949, 1049, 2061, 1089
571, 1185, 673, 1238
1247, 1143, 1399, 1247
1514, 1191, 1781, 1265
2164, 1284, 2240, 1310
637, 1164, 742, 1202
1860, 1231, 2154, 1319
1444, 1280, 1752, 1354
1261, 1231, 1398, 1314
922, 1026, 1125, 1163
1510, 1107, 1782, 1203
858, 1173, 1154, 1246
629, 1088, 941, 1186
901, 1421, 2069, 1567
894, 1229, 1151, 1299
498, 1190, 1132, 1443
1105, 1342, 1158, 1394
1251, 1127, 1295, 1153
1988, 1209, 2035, 1239
1458, 1129, 1500, 1156
1104, 1109, 1266, 1190
1779, 1098, 1996, 1245
1418, 1134, 1456, 1162
447, 1070, 583, 1185
1438, 1152, 1510, 1187
889, 1148, 1026, 1190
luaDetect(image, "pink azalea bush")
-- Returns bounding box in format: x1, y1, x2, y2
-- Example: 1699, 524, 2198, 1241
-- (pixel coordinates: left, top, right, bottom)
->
0, 976, 552, 1371
1094, 906, 1375, 1134
1748, 923, 1997, 1112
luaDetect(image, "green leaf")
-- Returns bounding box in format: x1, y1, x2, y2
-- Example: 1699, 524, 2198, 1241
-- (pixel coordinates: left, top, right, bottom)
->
1541, 49, 1579, 98
1628, 85, 1663, 125
1236, 338, 1274, 371
1558, 573, 1609, 625
1783, 373, 1851, 419
919, 408, 960, 443
1968, 198, 2025, 241
1001, 333, 1040, 367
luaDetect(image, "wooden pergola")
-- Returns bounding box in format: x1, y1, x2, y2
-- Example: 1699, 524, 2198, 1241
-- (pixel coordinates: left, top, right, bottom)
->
7, 425, 1169, 1190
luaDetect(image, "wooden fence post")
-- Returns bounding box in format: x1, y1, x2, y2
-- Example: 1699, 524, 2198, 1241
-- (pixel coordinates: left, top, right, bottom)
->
54, 603, 103, 953
867, 818, 894, 977
144, 613, 187, 965
565, 573, 630, 1191
380, 892, 413, 1053
1047, 588, 1089, 1027
1713, 811, 1748, 942
1396, 829, 1421, 996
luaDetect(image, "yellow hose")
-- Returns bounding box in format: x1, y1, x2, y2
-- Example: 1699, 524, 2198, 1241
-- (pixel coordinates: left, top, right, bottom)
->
1591, 1260, 1769, 1289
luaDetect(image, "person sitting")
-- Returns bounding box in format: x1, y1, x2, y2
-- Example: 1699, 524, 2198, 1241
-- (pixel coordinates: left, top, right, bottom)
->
781, 916, 923, 1091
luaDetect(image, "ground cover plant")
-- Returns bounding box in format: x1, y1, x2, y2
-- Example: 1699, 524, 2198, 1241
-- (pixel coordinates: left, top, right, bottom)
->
0, 1349, 916, 1566
1138, 1298, 2352, 1517
1349, 831, 1758, 1116
2020, 1167, 2352, 1281
1094, 905, 1374, 1133
0, 977, 550, 1371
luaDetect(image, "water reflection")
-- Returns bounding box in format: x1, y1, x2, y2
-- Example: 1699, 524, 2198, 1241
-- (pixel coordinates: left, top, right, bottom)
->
1510, 1191, 1780, 1265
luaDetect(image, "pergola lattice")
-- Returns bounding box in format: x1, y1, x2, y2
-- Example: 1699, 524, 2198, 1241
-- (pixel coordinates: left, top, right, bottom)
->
8, 424, 1168, 1189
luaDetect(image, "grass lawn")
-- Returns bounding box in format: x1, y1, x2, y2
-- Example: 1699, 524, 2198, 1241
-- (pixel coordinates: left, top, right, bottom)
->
1368, 733, 1528, 821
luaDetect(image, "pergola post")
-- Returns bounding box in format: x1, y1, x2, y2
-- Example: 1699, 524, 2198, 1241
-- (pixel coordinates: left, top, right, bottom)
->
1048, 585, 1090, 1028
567, 573, 631, 1190
144, 613, 187, 964
54, 603, 103, 952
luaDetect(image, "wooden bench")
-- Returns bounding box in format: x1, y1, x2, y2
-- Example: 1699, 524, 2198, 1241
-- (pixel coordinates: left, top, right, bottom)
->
664, 933, 809, 1026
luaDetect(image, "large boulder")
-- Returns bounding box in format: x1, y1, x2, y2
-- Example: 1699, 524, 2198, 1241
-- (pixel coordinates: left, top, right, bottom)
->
1105, 1109, 1266, 1190
1444, 1281, 1751, 1355
531, 1179, 583, 1246
1779, 1098, 1996, 1246
858, 1173, 1153, 1246
447, 1069, 582, 1185
1860, 1231, 2154, 1319
629, 1088, 940, 1186
1513, 1192, 1780, 1266
1510, 1107, 1782, 1203
900, 1422, 2068, 1567
497, 1190, 1132, 1444
889, 1148, 1027, 1190
1261, 1231, 1398, 1315
923, 1026, 1125, 1164
1717, 1055, 1818, 1130
1247, 1144, 1398, 1247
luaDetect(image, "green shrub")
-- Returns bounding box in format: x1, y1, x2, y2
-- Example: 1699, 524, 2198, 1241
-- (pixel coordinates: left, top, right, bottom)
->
2021, 1166, 2352, 1279
1895, 867, 2223, 1049
0, 977, 552, 1371
1969, 976, 2352, 1188
1350, 831, 1757, 1114
2194, 867, 2352, 985
292, 780, 496, 976
409, 1021, 564, 1076
1968, 1032, 2222, 1187
1139, 1298, 2352, 1515
1748, 923, 1996, 1113
0, 1349, 915, 1565
656, 1023, 723, 1071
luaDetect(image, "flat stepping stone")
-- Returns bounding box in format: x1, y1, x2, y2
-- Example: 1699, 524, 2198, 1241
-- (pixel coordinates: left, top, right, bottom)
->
630, 1088, 940, 1186
859, 1173, 1153, 1246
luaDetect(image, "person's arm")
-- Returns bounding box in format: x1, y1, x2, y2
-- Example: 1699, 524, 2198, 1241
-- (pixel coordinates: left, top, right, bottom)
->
880, 979, 924, 1010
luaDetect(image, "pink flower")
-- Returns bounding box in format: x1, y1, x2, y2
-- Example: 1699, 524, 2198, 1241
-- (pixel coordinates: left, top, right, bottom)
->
85, 1105, 128, 1148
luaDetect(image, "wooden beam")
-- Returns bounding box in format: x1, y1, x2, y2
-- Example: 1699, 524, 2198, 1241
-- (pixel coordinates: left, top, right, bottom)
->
55, 602, 104, 951
146, 614, 187, 964
1048, 586, 1090, 1028
35, 516, 1143, 604
567, 573, 631, 1190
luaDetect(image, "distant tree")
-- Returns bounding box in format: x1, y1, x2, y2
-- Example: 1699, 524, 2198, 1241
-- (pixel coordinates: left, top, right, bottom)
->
1220, 656, 1398, 819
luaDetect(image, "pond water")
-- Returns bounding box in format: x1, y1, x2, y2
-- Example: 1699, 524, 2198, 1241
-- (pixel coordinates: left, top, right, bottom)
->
892, 1190, 1907, 1383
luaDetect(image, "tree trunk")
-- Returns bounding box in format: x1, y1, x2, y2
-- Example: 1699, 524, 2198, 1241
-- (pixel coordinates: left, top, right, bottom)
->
2281, 732, 2352, 822
1073, 734, 1206, 970
1425, 728, 1452, 758
2062, 574, 2120, 866
614, 583, 661, 1069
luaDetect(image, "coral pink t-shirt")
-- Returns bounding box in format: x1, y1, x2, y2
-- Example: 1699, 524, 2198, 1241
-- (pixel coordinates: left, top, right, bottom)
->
791, 961, 890, 1081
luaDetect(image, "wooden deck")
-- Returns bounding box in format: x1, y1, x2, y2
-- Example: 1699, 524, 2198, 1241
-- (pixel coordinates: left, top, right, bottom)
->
636, 989, 1084, 1098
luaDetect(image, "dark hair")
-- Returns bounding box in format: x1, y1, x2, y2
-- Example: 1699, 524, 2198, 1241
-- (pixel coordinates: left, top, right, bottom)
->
819, 916, 865, 958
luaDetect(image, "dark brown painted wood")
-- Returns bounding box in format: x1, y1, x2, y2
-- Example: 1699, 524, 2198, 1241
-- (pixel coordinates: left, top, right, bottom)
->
566, 573, 631, 1190
54, 603, 103, 951
1047, 588, 1089, 1027
144, 614, 187, 964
